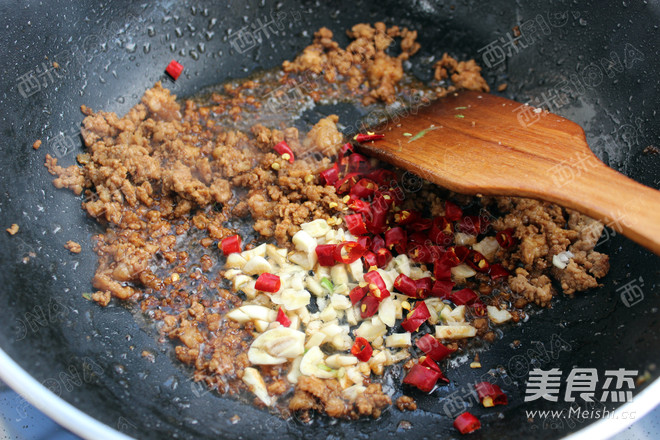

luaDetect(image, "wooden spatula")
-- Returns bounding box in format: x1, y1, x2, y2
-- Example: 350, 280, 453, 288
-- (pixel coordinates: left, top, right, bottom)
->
357, 90, 660, 255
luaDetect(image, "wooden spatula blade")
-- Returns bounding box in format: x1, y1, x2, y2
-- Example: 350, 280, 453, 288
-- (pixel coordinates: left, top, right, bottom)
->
357, 90, 660, 255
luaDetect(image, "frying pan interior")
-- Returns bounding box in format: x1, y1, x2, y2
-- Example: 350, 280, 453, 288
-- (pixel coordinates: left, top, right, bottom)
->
0, 0, 658, 439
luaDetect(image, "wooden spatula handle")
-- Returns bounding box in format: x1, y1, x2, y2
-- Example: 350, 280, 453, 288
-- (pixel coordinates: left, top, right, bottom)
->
544, 160, 660, 255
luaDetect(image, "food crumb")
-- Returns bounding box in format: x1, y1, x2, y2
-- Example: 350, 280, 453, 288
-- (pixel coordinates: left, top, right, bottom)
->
64, 240, 82, 253
396, 395, 417, 411
643, 145, 659, 155
32, 140, 42, 150
229, 414, 241, 424
141, 351, 156, 363
497, 83, 508, 92
52, 61, 60, 69
6, 224, 19, 235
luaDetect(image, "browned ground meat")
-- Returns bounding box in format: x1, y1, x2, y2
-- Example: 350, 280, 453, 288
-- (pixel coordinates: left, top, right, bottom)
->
6, 224, 19, 235
491, 197, 609, 302
290, 376, 391, 419
396, 395, 417, 411
433, 53, 490, 92
64, 240, 82, 253
283, 23, 421, 105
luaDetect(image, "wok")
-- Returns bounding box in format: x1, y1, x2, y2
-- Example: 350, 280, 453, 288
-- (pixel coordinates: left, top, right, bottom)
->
0, 0, 658, 439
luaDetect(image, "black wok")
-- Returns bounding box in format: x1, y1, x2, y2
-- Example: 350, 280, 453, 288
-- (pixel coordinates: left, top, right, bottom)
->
0, 0, 659, 439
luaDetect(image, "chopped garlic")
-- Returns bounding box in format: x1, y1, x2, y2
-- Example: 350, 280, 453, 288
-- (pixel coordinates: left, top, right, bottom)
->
242, 367, 272, 406
552, 251, 574, 269
447, 305, 466, 323
451, 263, 476, 280
378, 296, 396, 327
487, 305, 513, 324
292, 230, 317, 254
301, 219, 330, 237
226, 253, 247, 269
436, 324, 477, 340
385, 332, 412, 348
300, 346, 335, 379
331, 264, 349, 286
355, 319, 387, 342
472, 236, 500, 261
242, 256, 272, 275
248, 327, 305, 365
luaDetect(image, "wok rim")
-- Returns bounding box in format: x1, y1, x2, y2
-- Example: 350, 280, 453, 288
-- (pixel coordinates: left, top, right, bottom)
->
0, 345, 658, 439
0, 347, 131, 440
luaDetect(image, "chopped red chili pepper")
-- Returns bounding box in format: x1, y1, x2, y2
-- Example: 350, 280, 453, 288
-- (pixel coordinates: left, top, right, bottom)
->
471, 300, 487, 316
394, 210, 420, 226
364, 270, 390, 300
403, 363, 442, 393
474, 382, 508, 407
362, 251, 378, 270
430, 279, 454, 299
351, 337, 373, 362
385, 226, 407, 254
495, 228, 517, 249
444, 200, 463, 221
433, 260, 453, 280
408, 244, 443, 263
375, 247, 393, 268
349, 286, 367, 305
370, 235, 386, 252
465, 249, 490, 273
488, 263, 510, 280
356, 235, 371, 250
334, 241, 366, 264
429, 216, 454, 246
394, 273, 417, 297
320, 163, 339, 186
339, 142, 354, 157
414, 277, 433, 299
407, 218, 432, 231
254, 273, 281, 293
349, 198, 371, 215
350, 178, 378, 199
354, 132, 385, 143
382, 187, 405, 207
458, 215, 484, 236
408, 232, 428, 245
273, 140, 295, 163
453, 412, 481, 434
345, 213, 368, 236
401, 301, 431, 332
366, 169, 397, 186
165, 60, 184, 79
348, 153, 370, 173
220, 234, 242, 255
315, 244, 337, 267
450, 288, 478, 306
335, 172, 362, 194
360, 295, 380, 318
416, 334, 455, 362
276, 307, 291, 327
365, 194, 389, 234
444, 246, 470, 266
419, 357, 450, 383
